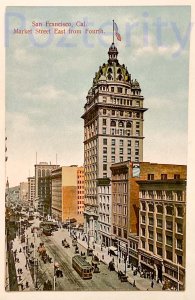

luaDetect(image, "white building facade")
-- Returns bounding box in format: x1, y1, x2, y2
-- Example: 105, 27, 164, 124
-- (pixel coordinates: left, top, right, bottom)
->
82, 43, 147, 246
28, 176, 35, 207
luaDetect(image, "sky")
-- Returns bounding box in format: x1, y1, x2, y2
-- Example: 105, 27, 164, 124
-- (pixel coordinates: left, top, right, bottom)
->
5, 6, 191, 187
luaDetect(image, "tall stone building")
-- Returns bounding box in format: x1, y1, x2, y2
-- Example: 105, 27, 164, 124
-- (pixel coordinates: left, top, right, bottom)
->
82, 43, 147, 246
34, 162, 59, 210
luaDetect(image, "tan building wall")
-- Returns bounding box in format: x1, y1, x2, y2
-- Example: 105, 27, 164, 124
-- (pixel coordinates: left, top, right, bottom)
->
62, 186, 77, 222
77, 167, 84, 224
52, 166, 84, 223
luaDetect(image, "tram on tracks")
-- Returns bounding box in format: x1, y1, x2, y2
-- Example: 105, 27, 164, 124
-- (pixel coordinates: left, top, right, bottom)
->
72, 255, 93, 279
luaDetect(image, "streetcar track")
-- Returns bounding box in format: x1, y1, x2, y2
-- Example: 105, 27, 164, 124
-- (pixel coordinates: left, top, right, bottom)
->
41, 236, 85, 290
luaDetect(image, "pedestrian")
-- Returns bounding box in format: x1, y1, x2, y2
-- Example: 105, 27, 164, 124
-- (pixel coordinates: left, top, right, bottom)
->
133, 280, 136, 287
102, 254, 104, 260
25, 264, 28, 269
19, 248, 22, 253
26, 281, 29, 288
21, 283, 23, 290
151, 280, 154, 288
17, 268, 20, 273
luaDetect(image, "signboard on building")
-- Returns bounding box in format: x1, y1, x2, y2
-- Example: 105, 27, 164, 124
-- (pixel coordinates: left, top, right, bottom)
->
97, 178, 110, 186
132, 163, 140, 177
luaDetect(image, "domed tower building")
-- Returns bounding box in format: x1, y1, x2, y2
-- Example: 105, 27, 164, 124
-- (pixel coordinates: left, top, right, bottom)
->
81, 43, 147, 246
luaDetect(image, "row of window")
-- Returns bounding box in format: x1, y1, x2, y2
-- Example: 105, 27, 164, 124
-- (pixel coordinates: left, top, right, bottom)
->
141, 218, 183, 233
113, 204, 127, 215
99, 224, 110, 233
102, 109, 142, 119
113, 214, 127, 227
108, 128, 140, 136
141, 204, 183, 216
147, 174, 181, 180
113, 226, 128, 239
141, 228, 183, 248
99, 85, 129, 94
140, 250, 183, 265
111, 97, 140, 107
103, 146, 139, 155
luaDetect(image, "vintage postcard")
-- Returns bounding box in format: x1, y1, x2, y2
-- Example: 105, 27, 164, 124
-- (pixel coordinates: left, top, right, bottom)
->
2, 1, 195, 299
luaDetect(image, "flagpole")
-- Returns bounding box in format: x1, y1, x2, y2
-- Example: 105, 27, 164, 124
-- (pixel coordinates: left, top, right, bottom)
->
113, 20, 114, 43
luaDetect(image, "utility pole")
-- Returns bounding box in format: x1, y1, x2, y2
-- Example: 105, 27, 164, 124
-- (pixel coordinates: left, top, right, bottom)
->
117, 239, 119, 271
33, 229, 38, 290
53, 255, 56, 291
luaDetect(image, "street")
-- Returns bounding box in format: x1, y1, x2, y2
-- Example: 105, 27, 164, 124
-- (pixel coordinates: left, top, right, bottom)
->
11, 217, 137, 291
38, 228, 137, 291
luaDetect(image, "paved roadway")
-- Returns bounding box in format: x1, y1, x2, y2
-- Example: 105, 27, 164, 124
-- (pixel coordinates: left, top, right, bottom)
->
39, 230, 137, 291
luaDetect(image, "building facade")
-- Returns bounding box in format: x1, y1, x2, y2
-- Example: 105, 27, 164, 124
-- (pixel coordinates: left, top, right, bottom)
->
34, 162, 59, 210
138, 178, 186, 290
38, 176, 52, 216
19, 182, 28, 204
51, 166, 84, 223
28, 176, 35, 208
110, 161, 187, 276
82, 43, 147, 246
77, 167, 85, 216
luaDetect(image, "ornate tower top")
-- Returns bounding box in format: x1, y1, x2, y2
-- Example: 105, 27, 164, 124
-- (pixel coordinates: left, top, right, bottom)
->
108, 43, 118, 64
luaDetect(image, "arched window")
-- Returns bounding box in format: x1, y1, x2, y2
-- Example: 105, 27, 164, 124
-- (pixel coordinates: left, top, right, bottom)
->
107, 74, 112, 80
108, 67, 112, 73
42, 169, 45, 177
126, 121, 132, 128
117, 68, 122, 74
110, 120, 116, 127
118, 74, 123, 81
118, 121, 124, 127
38, 169, 41, 177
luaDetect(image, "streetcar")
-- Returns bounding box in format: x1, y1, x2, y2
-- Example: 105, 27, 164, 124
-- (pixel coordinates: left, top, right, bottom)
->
42, 226, 53, 236
72, 255, 93, 279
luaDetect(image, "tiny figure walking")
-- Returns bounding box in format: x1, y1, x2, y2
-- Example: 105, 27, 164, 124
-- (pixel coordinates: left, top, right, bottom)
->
151, 280, 154, 288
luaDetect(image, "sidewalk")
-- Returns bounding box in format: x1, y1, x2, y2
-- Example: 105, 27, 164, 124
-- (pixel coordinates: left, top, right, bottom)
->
12, 236, 34, 291
65, 230, 163, 291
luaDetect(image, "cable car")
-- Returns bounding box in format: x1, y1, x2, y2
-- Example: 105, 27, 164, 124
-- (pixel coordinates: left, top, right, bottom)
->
72, 255, 93, 279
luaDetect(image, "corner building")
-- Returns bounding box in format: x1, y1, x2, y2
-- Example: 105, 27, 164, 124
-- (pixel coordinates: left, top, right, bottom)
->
82, 43, 147, 246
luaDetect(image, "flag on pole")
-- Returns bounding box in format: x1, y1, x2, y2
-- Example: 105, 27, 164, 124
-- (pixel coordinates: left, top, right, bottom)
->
114, 22, 122, 41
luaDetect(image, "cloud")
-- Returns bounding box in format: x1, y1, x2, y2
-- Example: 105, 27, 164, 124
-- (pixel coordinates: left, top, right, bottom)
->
14, 48, 39, 64
24, 85, 68, 102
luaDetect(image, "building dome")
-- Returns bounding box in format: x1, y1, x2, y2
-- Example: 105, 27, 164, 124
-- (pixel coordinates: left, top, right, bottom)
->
92, 43, 131, 87
131, 79, 141, 91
